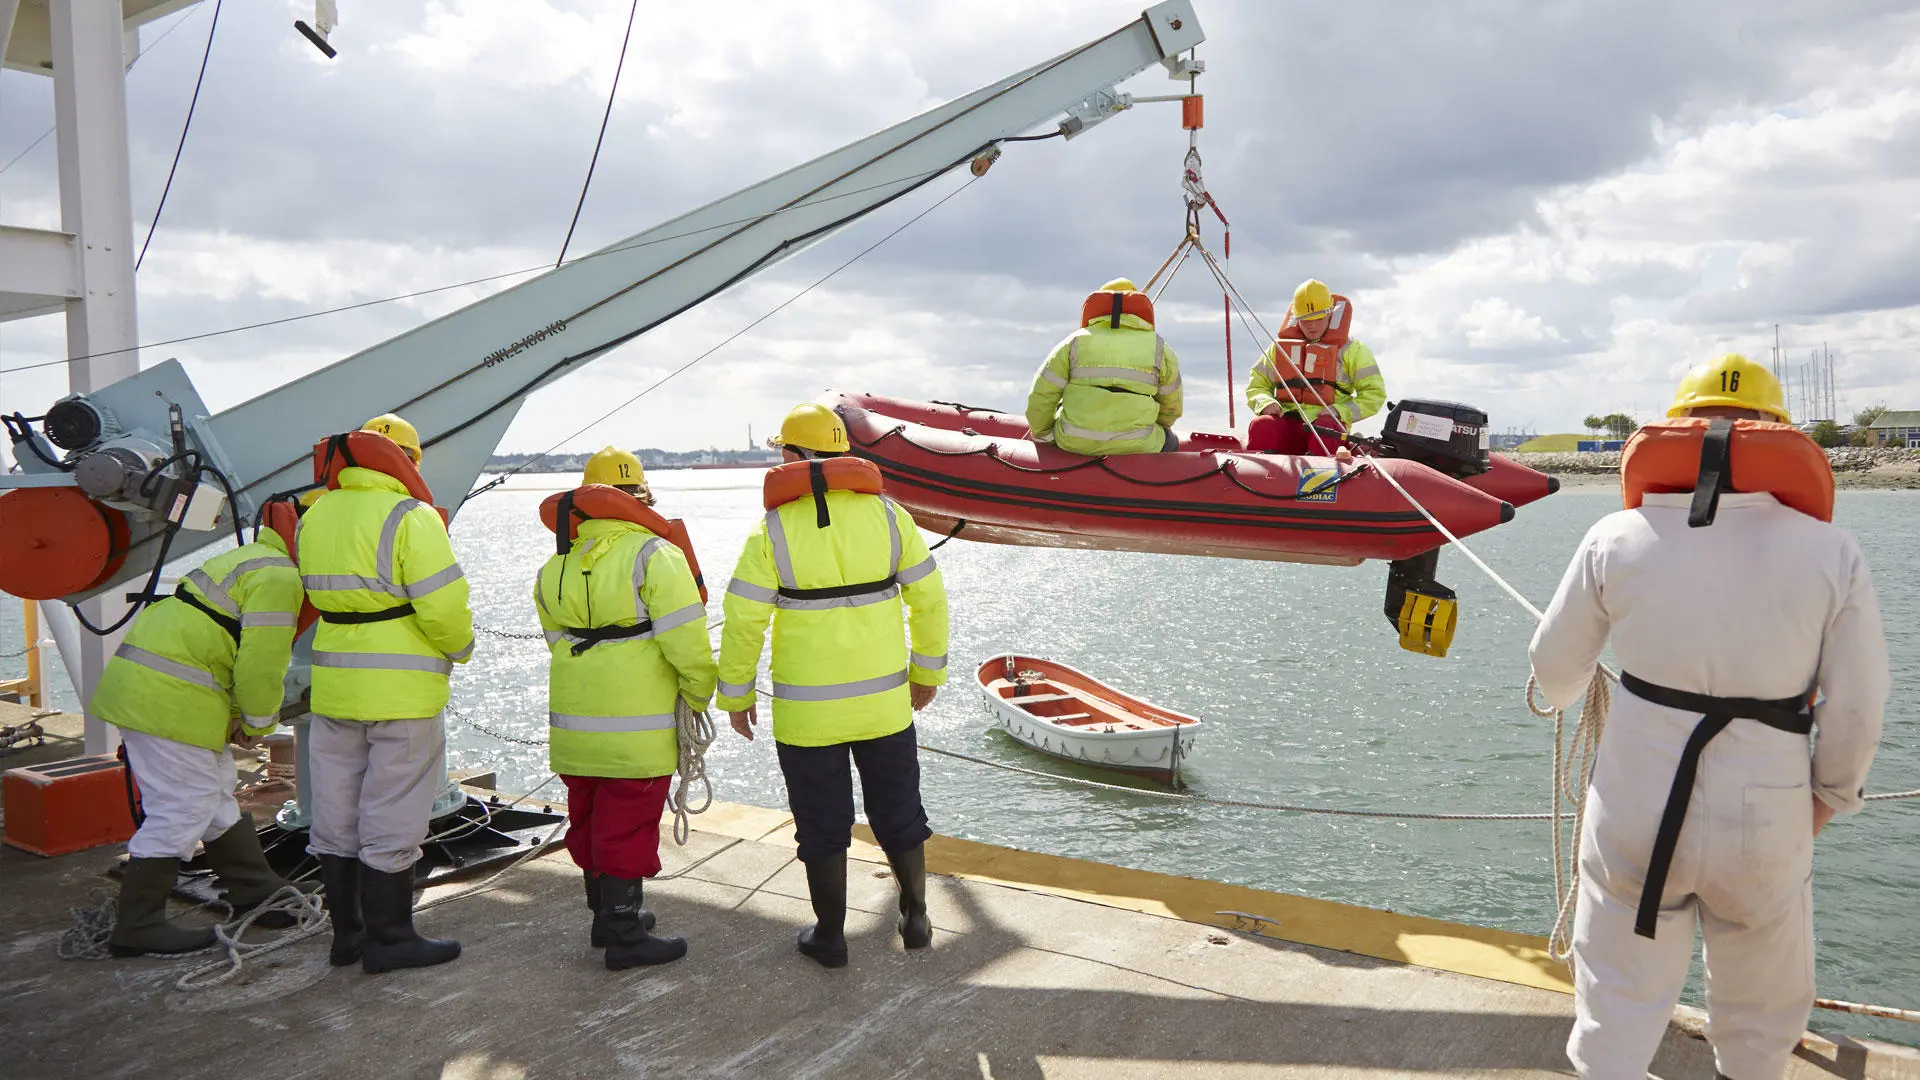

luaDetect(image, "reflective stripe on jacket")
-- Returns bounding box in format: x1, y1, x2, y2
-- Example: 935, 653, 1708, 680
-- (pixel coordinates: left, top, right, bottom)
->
1247, 338, 1386, 426
534, 518, 716, 778
300, 466, 474, 720
89, 534, 303, 750
715, 490, 949, 747
1026, 315, 1183, 456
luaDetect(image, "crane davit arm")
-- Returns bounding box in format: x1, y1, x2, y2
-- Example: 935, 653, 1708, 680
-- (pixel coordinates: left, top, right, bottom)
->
0, 3, 1205, 606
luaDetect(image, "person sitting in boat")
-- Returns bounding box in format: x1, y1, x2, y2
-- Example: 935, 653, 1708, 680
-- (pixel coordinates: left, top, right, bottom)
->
1530, 354, 1887, 1080
1025, 278, 1184, 455
1245, 279, 1385, 458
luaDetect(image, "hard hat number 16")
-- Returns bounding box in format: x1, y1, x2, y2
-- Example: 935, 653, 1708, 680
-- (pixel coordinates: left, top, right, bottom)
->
1721, 370, 1741, 392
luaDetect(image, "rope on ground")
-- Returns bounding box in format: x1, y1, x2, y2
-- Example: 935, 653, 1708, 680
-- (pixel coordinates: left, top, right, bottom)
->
669, 697, 716, 845
917, 742, 1567, 821
175, 885, 330, 991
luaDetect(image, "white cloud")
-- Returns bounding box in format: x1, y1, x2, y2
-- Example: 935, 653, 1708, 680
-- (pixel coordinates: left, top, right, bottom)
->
1459, 298, 1565, 349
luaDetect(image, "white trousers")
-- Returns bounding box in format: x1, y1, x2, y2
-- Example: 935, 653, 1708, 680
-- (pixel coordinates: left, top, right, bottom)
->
1568, 711, 1816, 1080
306, 714, 445, 874
120, 729, 241, 861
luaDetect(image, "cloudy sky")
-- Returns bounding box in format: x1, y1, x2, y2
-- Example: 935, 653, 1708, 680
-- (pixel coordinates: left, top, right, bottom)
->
3, 0, 1917, 456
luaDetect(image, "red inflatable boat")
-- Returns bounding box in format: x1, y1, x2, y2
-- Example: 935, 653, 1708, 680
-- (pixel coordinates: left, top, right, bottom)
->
822, 391, 1556, 566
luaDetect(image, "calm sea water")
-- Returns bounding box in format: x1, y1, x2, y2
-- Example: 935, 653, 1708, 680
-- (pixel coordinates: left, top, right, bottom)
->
7, 473, 1914, 1045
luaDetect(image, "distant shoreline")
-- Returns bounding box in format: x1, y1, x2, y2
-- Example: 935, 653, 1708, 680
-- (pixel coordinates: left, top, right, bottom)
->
1507, 448, 1920, 490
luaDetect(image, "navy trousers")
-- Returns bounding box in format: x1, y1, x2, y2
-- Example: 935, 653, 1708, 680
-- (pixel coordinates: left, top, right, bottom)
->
775, 724, 931, 864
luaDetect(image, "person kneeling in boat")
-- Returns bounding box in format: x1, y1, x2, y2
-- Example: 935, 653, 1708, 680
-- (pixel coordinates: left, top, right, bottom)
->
1245, 279, 1384, 459
718, 403, 949, 968
1529, 353, 1887, 1080
534, 447, 715, 971
1025, 278, 1184, 455
88, 504, 314, 956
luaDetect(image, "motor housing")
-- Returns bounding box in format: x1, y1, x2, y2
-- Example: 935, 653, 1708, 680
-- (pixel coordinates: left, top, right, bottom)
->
42, 395, 120, 452
1379, 399, 1490, 479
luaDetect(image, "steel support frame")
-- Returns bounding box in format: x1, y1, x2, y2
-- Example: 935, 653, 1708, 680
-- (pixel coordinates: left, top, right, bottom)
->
48, 0, 142, 753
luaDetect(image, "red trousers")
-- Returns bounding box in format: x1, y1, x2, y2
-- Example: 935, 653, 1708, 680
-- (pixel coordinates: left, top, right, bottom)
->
561, 775, 670, 879
1247, 412, 1345, 455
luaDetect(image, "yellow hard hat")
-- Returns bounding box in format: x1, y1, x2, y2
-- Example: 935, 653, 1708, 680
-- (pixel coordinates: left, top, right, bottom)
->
770, 403, 850, 454
583, 446, 645, 488
298, 488, 324, 509
1099, 278, 1138, 293
1291, 279, 1335, 320
1668, 354, 1790, 423
361, 413, 423, 464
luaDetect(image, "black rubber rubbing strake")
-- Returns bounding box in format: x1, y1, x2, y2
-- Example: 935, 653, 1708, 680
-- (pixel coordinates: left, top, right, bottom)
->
1689, 418, 1734, 528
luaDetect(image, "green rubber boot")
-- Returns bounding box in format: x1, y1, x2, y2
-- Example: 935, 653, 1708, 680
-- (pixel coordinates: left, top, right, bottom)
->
201, 813, 315, 929
107, 857, 216, 958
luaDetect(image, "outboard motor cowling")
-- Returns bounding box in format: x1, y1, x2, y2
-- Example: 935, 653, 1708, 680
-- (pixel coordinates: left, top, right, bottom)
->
1379, 399, 1490, 479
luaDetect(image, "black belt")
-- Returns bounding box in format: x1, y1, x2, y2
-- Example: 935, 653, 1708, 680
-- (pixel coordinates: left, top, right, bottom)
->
173, 585, 241, 644
777, 576, 896, 601
563, 620, 653, 657
316, 604, 416, 625
1619, 671, 1813, 939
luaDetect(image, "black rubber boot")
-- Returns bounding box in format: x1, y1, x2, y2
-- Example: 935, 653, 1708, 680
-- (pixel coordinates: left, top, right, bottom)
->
317, 855, 364, 967
585, 869, 652, 947
107, 857, 217, 957
201, 813, 316, 929
796, 855, 849, 969
886, 845, 932, 949
602, 877, 686, 970
358, 863, 460, 975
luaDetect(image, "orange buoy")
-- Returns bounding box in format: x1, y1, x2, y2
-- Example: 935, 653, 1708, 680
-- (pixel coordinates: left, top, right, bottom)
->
0, 487, 130, 600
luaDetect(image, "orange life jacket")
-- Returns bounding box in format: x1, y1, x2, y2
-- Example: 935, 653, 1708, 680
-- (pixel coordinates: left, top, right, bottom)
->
1266, 293, 1355, 405
1079, 289, 1155, 330
763, 455, 886, 531
539, 485, 707, 604
1622, 417, 1833, 526
311, 430, 448, 524
258, 497, 320, 636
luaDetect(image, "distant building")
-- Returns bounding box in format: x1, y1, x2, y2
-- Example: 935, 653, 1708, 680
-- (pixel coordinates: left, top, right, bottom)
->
1576, 440, 1626, 452
1868, 410, 1920, 448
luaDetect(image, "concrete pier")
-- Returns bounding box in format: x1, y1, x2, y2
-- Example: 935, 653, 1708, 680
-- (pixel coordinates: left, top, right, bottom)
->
3, 703, 1913, 1079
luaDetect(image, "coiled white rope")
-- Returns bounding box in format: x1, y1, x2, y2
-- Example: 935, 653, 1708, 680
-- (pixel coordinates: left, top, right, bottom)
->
669, 696, 716, 845
1531, 671, 1610, 962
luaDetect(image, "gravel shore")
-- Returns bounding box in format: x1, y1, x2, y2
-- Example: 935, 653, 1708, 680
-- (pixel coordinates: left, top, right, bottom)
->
1505, 446, 1920, 490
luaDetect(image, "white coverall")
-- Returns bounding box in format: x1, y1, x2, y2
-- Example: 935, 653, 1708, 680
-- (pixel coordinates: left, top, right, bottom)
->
1530, 492, 1888, 1080
120, 729, 242, 860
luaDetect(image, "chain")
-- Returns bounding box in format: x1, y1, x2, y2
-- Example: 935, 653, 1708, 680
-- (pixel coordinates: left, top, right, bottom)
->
448, 707, 546, 746
473, 624, 548, 641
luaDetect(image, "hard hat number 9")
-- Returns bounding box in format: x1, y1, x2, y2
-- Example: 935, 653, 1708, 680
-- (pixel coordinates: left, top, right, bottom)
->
1721, 370, 1741, 392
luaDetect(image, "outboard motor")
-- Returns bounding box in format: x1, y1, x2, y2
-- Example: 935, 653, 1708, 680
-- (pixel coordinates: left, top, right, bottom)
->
1378, 399, 1490, 479
1371, 399, 1488, 658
